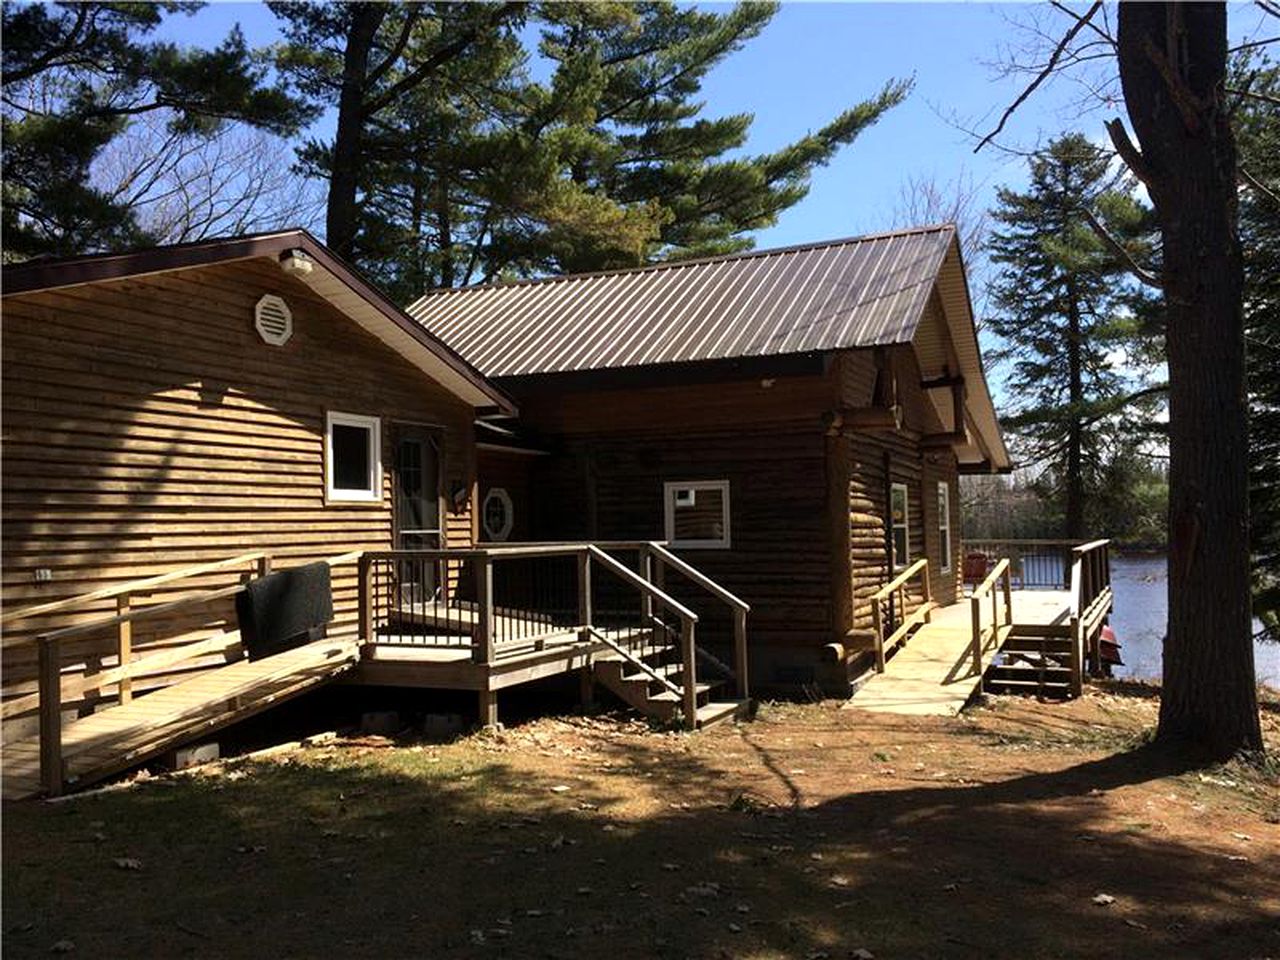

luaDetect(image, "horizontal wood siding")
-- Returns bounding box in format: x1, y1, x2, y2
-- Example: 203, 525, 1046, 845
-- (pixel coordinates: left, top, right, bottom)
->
2, 257, 476, 729
507, 375, 831, 685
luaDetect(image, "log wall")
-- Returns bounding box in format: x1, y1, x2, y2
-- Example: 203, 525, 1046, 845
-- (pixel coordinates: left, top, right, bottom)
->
1, 257, 477, 733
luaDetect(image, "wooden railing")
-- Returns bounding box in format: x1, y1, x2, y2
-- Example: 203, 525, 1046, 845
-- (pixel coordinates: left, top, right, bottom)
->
359, 543, 742, 729
19, 550, 361, 797
1069, 539, 1114, 695
869, 558, 935, 672
960, 539, 1079, 590
641, 541, 750, 700
968, 558, 1013, 681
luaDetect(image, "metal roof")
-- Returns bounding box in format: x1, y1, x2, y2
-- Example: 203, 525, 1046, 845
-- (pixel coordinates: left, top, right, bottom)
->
407, 225, 956, 377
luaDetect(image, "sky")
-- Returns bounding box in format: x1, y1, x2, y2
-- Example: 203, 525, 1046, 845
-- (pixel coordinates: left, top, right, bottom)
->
160, 2, 1275, 255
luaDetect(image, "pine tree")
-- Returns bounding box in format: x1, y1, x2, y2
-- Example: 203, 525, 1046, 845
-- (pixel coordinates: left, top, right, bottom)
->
273, 2, 909, 295
1, 2, 312, 259
986, 133, 1159, 541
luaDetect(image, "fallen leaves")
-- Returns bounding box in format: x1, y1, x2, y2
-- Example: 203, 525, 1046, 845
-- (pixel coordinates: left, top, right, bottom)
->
112, 857, 142, 871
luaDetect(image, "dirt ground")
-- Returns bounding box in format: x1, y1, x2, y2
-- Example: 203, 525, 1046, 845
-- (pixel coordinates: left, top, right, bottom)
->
3, 683, 1278, 959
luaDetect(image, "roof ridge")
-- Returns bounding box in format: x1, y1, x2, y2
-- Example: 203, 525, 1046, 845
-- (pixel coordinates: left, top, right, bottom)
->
413, 222, 957, 301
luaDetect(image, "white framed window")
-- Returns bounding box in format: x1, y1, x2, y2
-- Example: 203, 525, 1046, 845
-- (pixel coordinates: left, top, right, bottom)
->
325, 411, 382, 503
937, 480, 952, 573
664, 480, 730, 549
482, 487, 514, 541
890, 482, 910, 570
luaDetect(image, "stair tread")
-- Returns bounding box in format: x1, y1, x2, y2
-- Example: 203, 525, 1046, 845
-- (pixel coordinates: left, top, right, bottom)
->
988, 678, 1071, 689
695, 701, 747, 727
650, 684, 713, 702
594, 643, 673, 662
622, 662, 685, 684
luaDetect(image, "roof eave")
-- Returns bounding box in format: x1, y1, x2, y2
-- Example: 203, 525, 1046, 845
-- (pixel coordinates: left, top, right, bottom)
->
2, 230, 516, 416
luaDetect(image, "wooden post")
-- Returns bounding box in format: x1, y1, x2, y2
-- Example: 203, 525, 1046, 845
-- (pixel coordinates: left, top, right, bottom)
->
969, 596, 983, 679
358, 554, 373, 644
871, 597, 886, 673
1002, 566, 1013, 625
116, 593, 132, 704
733, 606, 749, 700
920, 561, 933, 623
638, 545, 653, 623
257, 555, 273, 579
38, 636, 63, 797
474, 556, 494, 664
680, 617, 698, 730
1069, 615, 1083, 697
577, 549, 593, 634
479, 689, 499, 728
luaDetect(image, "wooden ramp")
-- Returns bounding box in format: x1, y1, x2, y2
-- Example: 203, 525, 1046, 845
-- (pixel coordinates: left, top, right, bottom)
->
848, 591, 1072, 717
2, 639, 358, 800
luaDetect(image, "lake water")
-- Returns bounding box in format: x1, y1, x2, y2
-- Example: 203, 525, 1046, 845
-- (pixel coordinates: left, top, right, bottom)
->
1107, 554, 1280, 688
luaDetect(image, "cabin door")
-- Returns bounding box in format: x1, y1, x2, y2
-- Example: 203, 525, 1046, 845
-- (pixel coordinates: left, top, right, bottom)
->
392, 425, 442, 604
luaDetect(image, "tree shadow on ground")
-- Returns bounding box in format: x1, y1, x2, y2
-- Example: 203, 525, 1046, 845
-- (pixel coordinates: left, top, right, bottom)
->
3, 720, 1277, 960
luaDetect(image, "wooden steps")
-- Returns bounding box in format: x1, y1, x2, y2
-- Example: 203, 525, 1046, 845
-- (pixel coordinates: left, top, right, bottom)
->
2, 639, 358, 800
592, 631, 745, 727
983, 633, 1073, 698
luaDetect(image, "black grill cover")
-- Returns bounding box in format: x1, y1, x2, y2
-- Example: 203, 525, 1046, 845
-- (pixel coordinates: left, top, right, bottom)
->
235, 562, 333, 661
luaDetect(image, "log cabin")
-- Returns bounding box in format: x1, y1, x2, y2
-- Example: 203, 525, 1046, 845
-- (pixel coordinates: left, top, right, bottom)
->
0, 230, 514, 744
408, 224, 1013, 695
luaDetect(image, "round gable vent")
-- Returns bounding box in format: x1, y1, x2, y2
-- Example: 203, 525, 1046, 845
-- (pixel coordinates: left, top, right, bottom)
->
254, 294, 293, 346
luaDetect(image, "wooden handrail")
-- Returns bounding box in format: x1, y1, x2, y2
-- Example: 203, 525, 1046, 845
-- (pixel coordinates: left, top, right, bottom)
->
869, 558, 933, 673
586, 546, 699, 624
970, 558, 1011, 602
31, 549, 362, 796
644, 542, 750, 612
644, 541, 750, 699
871, 557, 929, 604
31, 583, 249, 647
968, 558, 1012, 678
1, 551, 268, 628
1071, 538, 1112, 555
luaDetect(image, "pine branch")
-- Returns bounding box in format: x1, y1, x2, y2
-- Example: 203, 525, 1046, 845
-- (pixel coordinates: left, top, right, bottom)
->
1241, 165, 1280, 207
362, 3, 523, 119
1226, 85, 1280, 107
1081, 206, 1163, 289
974, 0, 1103, 153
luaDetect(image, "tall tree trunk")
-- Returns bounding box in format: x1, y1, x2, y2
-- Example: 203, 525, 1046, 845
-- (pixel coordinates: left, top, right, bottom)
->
1115, 2, 1261, 757
326, 4, 383, 260
435, 175, 454, 289
1065, 282, 1085, 542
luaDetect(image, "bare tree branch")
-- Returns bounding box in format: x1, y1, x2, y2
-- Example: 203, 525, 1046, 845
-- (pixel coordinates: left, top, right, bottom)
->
1082, 206, 1164, 289
1240, 165, 1280, 207
974, 0, 1103, 153
1104, 117, 1155, 188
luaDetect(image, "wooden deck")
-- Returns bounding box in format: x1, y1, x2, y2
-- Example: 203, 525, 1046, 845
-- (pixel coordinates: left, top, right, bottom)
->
847, 590, 1072, 716
2, 639, 358, 801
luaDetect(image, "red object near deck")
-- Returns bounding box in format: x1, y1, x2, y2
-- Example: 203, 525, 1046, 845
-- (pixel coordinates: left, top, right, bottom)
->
1099, 625, 1123, 666
962, 552, 990, 585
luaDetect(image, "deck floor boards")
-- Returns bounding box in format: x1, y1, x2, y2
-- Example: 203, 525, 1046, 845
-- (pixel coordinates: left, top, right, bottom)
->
2, 639, 358, 800
847, 591, 1072, 716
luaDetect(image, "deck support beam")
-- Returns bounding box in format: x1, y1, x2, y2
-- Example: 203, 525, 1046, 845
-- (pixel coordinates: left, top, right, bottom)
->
478, 689, 499, 729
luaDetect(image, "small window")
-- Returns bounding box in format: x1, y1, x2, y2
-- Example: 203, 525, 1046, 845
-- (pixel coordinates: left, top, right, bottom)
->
326, 411, 381, 503
664, 480, 730, 549
937, 481, 952, 573
482, 487, 514, 541
890, 482, 910, 570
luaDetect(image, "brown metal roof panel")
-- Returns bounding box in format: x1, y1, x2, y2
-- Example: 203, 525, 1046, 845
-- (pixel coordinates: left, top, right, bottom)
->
405, 224, 959, 375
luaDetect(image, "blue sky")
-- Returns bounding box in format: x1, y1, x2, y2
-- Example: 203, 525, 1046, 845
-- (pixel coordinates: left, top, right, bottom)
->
164, 2, 1274, 254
